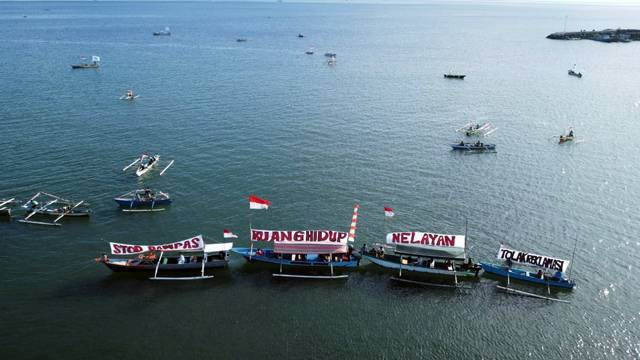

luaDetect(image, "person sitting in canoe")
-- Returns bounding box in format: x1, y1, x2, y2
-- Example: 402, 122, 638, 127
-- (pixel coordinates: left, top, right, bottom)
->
126, 90, 134, 98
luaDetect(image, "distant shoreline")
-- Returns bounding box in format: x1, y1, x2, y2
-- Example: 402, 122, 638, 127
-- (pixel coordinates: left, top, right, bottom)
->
547, 29, 640, 43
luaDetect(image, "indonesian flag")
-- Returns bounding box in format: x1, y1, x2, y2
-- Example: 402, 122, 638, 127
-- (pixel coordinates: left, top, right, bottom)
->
223, 229, 238, 239
384, 207, 394, 217
249, 195, 270, 210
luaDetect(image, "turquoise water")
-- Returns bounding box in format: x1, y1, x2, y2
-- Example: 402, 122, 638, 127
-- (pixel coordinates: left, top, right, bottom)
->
1, 1, 639, 358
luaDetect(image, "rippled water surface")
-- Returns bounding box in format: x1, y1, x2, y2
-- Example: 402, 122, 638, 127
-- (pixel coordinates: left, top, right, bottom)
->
1, 1, 639, 359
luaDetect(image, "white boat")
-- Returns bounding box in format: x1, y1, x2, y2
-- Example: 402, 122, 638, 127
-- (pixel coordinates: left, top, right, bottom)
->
456, 122, 497, 137
120, 90, 139, 101
135, 154, 160, 177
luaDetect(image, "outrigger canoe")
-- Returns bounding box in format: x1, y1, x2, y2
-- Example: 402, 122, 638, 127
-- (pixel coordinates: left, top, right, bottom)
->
559, 135, 575, 144
136, 154, 159, 176
19, 192, 90, 226
114, 189, 171, 211
97, 235, 232, 280
451, 142, 496, 151
444, 74, 465, 79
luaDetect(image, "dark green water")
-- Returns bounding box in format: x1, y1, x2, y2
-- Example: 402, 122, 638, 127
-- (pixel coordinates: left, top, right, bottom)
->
1, 2, 639, 359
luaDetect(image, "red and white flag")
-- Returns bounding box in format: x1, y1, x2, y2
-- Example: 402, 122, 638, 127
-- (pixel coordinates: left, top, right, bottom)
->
249, 195, 270, 210
384, 207, 394, 217
223, 229, 238, 239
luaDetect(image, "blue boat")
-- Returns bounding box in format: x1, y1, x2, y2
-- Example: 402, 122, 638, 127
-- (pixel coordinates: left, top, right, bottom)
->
232, 247, 360, 268
480, 262, 575, 289
451, 141, 496, 151
114, 189, 172, 211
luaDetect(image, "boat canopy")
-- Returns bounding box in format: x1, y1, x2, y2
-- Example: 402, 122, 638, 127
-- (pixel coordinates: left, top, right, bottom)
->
110, 235, 204, 255
204, 242, 233, 253
497, 245, 570, 273
386, 232, 466, 260
251, 229, 349, 254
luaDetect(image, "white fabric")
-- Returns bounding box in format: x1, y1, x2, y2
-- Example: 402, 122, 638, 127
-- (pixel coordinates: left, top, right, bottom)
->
251, 229, 349, 244
386, 232, 465, 249
110, 235, 204, 255
204, 242, 233, 253
497, 245, 570, 272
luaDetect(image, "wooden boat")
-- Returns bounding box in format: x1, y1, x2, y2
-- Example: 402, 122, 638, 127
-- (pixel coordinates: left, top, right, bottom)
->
19, 192, 89, 226
114, 189, 171, 211
120, 90, 139, 100
324, 52, 336, 57
232, 204, 361, 279
97, 235, 232, 280
451, 141, 496, 151
153, 27, 171, 36
305, 48, 314, 55
71, 55, 100, 69
480, 244, 575, 302
457, 122, 497, 137
123, 153, 173, 177
559, 130, 575, 144
362, 228, 481, 287
236, 38, 247, 42
444, 74, 465, 79
298, 33, 304, 38
568, 69, 582, 78
0, 198, 16, 217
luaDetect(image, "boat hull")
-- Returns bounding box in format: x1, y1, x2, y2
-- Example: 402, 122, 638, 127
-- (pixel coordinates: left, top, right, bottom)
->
114, 198, 172, 208
444, 74, 465, 79
232, 247, 360, 268
71, 64, 99, 69
480, 262, 575, 289
102, 258, 227, 273
451, 143, 496, 151
364, 254, 480, 278
24, 209, 90, 217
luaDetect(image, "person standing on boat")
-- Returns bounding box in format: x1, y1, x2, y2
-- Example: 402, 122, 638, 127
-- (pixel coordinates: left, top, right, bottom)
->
178, 254, 185, 265
568, 129, 574, 137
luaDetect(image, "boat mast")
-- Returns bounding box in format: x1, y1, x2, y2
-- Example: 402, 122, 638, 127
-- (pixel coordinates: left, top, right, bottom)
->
568, 236, 578, 280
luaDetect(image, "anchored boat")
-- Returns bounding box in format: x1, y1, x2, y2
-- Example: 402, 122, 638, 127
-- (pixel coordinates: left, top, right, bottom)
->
122, 153, 173, 177
153, 27, 171, 36
97, 234, 233, 280
568, 64, 582, 78
444, 73, 465, 79
120, 89, 139, 101
457, 122, 497, 137
559, 129, 575, 144
114, 189, 171, 212
71, 55, 100, 69
363, 229, 481, 287
232, 204, 361, 279
480, 244, 575, 302
19, 192, 90, 226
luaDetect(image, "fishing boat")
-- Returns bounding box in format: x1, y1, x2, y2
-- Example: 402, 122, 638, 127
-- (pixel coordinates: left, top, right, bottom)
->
123, 154, 173, 177
153, 27, 171, 36
324, 52, 336, 57
568, 64, 582, 78
19, 192, 89, 226
305, 48, 314, 55
119, 89, 139, 101
559, 129, 575, 144
114, 189, 171, 212
363, 228, 481, 287
444, 73, 465, 79
457, 122, 497, 137
327, 55, 336, 65
0, 198, 17, 217
236, 38, 247, 42
71, 55, 100, 69
97, 234, 233, 280
298, 33, 304, 38
480, 244, 575, 302
232, 204, 361, 279
451, 141, 496, 151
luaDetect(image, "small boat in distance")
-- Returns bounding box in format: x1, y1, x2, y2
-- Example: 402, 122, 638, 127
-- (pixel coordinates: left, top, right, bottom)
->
568, 64, 582, 78
236, 38, 247, 42
71, 55, 100, 69
19, 192, 90, 226
559, 128, 575, 144
444, 73, 465, 79
305, 48, 314, 55
327, 55, 336, 65
120, 89, 139, 101
97, 234, 233, 280
153, 27, 171, 36
114, 189, 172, 212
134, 153, 159, 176
451, 141, 496, 151
457, 122, 497, 137
298, 33, 304, 38
324, 52, 336, 57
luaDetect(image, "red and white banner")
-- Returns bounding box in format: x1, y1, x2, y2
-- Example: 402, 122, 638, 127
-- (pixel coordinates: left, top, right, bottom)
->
348, 204, 359, 242
223, 229, 238, 239
251, 229, 349, 244
110, 235, 204, 255
497, 245, 570, 272
384, 207, 394, 217
249, 195, 270, 210
386, 232, 465, 249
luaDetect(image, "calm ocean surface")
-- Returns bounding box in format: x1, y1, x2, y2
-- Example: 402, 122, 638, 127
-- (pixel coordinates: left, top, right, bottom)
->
1, 1, 639, 358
